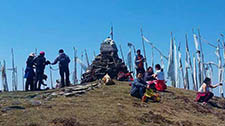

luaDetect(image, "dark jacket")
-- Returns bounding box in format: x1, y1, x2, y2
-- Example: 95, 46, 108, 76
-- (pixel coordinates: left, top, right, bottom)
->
144, 72, 155, 82
33, 55, 49, 72
25, 56, 35, 78
130, 78, 147, 96
135, 55, 144, 69
26, 56, 35, 68
52, 53, 70, 68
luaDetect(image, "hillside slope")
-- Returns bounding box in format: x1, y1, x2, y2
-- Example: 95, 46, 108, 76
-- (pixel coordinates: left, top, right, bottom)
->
0, 81, 225, 126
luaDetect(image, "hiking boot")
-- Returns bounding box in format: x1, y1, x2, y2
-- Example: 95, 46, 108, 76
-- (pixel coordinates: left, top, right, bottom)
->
60, 85, 65, 88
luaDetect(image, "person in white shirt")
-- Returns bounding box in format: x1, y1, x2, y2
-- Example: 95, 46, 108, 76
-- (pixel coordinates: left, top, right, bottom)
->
153, 64, 164, 80
196, 77, 222, 105
152, 64, 167, 91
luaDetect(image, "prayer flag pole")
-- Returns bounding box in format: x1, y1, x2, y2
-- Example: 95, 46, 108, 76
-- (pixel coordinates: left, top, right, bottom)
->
140, 28, 148, 69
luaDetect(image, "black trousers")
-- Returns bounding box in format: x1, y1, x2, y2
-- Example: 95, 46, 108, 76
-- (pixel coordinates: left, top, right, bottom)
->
35, 71, 44, 90
199, 92, 214, 102
25, 77, 34, 91
59, 67, 70, 87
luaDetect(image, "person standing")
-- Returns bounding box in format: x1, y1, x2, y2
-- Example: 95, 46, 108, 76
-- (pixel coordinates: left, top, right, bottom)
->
33, 51, 50, 90
135, 49, 146, 76
25, 53, 36, 91
52, 49, 71, 88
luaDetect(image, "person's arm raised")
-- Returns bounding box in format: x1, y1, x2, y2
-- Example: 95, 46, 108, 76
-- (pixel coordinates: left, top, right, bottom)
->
210, 83, 223, 88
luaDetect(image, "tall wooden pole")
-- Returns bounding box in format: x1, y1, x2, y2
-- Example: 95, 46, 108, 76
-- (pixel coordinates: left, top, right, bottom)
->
110, 26, 113, 40
170, 32, 175, 87
185, 34, 196, 90
184, 34, 190, 89
151, 45, 154, 67
127, 44, 133, 72
11, 48, 17, 91
73, 47, 78, 85
216, 39, 224, 97
15, 67, 18, 90
93, 51, 96, 58
198, 28, 205, 83
178, 42, 186, 89
193, 31, 203, 87
85, 49, 90, 66
220, 34, 225, 98
119, 45, 125, 63
49, 66, 53, 89
80, 52, 84, 80
22, 67, 24, 91
140, 28, 148, 69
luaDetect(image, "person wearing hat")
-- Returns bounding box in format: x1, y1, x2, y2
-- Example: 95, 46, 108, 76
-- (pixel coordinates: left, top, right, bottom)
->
24, 52, 36, 91
52, 49, 71, 87
33, 51, 51, 90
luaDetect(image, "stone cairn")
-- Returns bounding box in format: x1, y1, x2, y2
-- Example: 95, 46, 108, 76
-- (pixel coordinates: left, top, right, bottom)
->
81, 37, 128, 84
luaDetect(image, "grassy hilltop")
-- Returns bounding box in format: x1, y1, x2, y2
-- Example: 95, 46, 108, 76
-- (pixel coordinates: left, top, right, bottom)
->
0, 80, 225, 126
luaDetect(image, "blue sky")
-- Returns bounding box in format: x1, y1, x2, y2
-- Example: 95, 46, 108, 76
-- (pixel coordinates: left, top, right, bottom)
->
0, 0, 225, 94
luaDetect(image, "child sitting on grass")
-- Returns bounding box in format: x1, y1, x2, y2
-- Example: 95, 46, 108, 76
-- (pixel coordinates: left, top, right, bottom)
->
142, 83, 160, 102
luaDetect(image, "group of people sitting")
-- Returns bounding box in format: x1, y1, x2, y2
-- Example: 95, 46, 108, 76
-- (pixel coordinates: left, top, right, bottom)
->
130, 49, 222, 105
25, 49, 71, 91
130, 64, 166, 102
130, 49, 166, 102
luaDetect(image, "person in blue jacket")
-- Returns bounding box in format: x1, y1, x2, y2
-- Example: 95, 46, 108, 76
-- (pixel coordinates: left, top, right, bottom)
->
130, 72, 147, 99
52, 49, 71, 87
25, 53, 36, 91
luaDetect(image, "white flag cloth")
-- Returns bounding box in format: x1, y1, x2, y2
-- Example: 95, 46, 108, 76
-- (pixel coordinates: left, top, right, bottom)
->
76, 58, 87, 71
186, 39, 196, 90
178, 43, 185, 88
143, 36, 150, 43
193, 34, 200, 51
160, 55, 164, 69
193, 56, 198, 90
184, 39, 190, 89
174, 41, 179, 88
215, 45, 224, 97
127, 47, 132, 72
143, 35, 168, 60
167, 38, 176, 82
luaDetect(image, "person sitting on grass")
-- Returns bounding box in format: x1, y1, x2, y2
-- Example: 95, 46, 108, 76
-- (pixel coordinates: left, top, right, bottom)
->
130, 72, 147, 99
142, 83, 160, 102
151, 64, 167, 91
144, 66, 156, 82
196, 77, 222, 105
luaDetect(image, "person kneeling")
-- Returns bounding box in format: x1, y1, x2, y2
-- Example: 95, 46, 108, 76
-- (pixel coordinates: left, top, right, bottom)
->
130, 73, 147, 99
196, 77, 222, 105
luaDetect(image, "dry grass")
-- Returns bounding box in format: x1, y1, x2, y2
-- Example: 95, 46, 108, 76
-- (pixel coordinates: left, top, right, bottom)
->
0, 80, 225, 126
